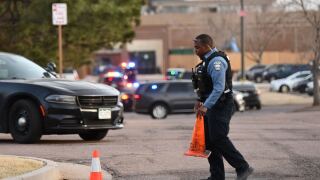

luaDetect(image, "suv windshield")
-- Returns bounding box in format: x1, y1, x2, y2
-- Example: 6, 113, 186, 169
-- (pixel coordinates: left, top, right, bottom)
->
0, 53, 55, 80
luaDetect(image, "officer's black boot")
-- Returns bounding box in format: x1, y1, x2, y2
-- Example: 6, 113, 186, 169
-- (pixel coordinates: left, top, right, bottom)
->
236, 166, 254, 180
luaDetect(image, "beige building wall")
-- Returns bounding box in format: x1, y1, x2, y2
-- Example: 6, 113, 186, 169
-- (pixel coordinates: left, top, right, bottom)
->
126, 39, 164, 71
169, 51, 313, 72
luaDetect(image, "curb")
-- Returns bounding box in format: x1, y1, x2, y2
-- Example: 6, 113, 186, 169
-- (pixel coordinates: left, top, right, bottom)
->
58, 162, 112, 180
2, 156, 61, 180
1, 155, 113, 180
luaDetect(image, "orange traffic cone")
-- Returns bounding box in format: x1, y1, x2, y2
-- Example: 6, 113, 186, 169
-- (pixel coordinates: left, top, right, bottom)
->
90, 150, 103, 180
184, 115, 211, 158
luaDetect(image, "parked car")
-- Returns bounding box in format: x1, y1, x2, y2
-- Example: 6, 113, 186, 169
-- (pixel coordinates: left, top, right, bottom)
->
247, 66, 269, 83
262, 64, 310, 82
270, 71, 311, 93
233, 90, 246, 112
306, 81, 314, 96
0, 52, 124, 143
233, 81, 261, 110
133, 80, 245, 119
306, 80, 320, 96
247, 64, 267, 72
237, 64, 267, 82
292, 76, 313, 93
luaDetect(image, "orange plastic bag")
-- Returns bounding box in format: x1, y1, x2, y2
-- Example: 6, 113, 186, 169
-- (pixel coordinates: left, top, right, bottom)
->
184, 115, 211, 158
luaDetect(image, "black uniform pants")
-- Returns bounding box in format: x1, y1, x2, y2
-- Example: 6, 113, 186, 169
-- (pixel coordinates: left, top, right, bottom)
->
204, 97, 249, 180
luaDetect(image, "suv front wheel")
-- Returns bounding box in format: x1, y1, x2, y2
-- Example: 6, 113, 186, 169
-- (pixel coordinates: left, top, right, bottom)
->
150, 103, 168, 119
9, 100, 42, 144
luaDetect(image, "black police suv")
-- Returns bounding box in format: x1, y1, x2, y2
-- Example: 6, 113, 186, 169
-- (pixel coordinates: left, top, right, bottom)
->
133, 80, 245, 119
0, 52, 124, 143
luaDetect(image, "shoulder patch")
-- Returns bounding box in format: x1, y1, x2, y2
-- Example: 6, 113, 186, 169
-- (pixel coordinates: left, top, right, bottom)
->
213, 61, 222, 71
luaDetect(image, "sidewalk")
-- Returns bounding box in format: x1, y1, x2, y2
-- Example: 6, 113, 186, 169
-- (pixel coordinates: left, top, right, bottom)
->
58, 162, 112, 180
1, 155, 112, 180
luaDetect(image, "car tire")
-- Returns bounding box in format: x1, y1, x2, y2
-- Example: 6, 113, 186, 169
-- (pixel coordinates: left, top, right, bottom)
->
280, 85, 290, 93
150, 103, 168, 119
9, 100, 42, 144
256, 104, 261, 110
255, 76, 263, 83
79, 130, 108, 141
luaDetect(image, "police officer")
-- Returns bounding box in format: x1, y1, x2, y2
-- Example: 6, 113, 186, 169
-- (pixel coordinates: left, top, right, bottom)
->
192, 34, 253, 180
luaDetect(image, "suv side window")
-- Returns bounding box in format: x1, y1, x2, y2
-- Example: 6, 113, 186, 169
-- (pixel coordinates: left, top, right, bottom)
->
296, 73, 310, 78
281, 65, 293, 72
269, 66, 279, 73
0, 57, 9, 79
167, 82, 193, 93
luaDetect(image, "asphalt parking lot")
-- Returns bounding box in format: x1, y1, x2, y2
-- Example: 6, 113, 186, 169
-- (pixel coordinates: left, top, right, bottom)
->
0, 103, 320, 180
0, 82, 319, 180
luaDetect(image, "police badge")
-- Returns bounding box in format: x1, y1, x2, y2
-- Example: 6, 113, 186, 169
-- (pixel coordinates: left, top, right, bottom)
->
214, 61, 221, 71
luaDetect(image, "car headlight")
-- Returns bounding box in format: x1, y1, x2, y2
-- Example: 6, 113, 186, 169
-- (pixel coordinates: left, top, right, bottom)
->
118, 94, 122, 103
45, 95, 76, 104
118, 94, 121, 101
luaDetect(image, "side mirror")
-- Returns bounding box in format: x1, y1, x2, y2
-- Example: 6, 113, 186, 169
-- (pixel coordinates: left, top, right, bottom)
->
47, 62, 57, 72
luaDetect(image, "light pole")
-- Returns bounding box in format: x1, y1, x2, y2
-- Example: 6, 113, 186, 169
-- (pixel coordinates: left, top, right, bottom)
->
240, 0, 245, 80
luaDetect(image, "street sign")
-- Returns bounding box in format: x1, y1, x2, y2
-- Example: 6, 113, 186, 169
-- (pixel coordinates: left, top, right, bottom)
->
52, 3, 67, 25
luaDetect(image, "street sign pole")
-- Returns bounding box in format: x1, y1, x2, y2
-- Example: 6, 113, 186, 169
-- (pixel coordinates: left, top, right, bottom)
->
52, 3, 67, 78
58, 25, 63, 76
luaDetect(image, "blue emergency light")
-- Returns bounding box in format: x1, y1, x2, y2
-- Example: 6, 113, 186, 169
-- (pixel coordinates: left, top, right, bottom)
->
128, 62, 136, 68
151, 84, 158, 90
133, 82, 139, 88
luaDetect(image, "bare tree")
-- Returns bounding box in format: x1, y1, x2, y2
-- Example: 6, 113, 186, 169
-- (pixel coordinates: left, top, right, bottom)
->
292, 0, 320, 106
246, 11, 285, 64
0, 0, 30, 23
207, 13, 240, 50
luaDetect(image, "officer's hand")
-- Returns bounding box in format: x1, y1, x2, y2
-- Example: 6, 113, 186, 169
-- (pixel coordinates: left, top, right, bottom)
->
194, 101, 203, 112
197, 105, 207, 116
